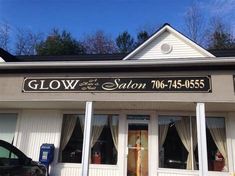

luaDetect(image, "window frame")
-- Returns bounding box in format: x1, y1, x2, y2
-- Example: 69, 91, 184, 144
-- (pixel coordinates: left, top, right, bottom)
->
58, 110, 121, 167
156, 111, 231, 174
157, 114, 197, 170
126, 117, 151, 176
0, 110, 20, 147
205, 113, 231, 173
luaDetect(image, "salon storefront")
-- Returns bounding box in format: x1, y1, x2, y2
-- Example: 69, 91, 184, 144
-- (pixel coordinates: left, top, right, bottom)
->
1, 24, 235, 176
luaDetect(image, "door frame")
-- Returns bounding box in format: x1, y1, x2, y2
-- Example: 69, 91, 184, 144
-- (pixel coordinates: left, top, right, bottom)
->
125, 113, 152, 176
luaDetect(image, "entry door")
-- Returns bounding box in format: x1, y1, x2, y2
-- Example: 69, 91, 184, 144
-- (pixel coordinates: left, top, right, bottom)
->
127, 122, 148, 176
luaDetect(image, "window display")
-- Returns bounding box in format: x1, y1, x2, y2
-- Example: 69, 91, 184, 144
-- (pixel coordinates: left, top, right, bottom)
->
60, 114, 118, 165
158, 116, 198, 170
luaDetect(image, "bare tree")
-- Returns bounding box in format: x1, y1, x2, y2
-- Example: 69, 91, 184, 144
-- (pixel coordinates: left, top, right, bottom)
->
184, 3, 205, 45
206, 17, 235, 49
82, 31, 117, 54
0, 21, 10, 51
15, 28, 43, 55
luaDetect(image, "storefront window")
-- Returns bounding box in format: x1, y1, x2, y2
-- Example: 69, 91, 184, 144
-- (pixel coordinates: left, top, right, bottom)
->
60, 114, 83, 163
0, 113, 17, 143
206, 117, 228, 172
91, 115, 118, 164
158, 116, 198, 170
60, 114, 118, 165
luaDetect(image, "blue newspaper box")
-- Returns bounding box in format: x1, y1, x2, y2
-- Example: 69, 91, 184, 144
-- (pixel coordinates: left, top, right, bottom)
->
39, 143, 55, 167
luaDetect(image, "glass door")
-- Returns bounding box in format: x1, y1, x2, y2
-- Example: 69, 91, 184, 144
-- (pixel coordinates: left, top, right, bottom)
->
127, 122, 148, 176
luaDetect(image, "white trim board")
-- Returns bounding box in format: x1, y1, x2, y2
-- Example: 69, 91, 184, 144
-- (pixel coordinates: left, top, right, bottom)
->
0, 57, 5, 63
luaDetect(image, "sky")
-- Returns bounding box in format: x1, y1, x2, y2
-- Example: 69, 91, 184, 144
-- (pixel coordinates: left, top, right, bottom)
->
0, 0, 235, 50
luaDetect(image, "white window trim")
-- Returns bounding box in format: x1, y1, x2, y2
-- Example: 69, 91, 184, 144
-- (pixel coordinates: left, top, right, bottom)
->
206, 113, 232, 174
58, 110, 122, 168
156, 111, 231, 174
226, 113, 235, 175
156, 111, 198, 171
0, 110, 21, 147
124, 110, 155, 176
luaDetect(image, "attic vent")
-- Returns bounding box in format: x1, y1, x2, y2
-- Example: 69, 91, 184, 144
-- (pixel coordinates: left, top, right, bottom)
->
161, 43, 173, 54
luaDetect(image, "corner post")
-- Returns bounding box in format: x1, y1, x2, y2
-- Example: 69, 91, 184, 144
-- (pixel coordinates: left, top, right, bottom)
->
196, 103, 208, 176
81, 101, 93, 176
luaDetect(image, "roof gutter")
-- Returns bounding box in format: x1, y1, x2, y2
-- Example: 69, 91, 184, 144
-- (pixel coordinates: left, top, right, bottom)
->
0, 57, 235, 74
0, 57, 235, 69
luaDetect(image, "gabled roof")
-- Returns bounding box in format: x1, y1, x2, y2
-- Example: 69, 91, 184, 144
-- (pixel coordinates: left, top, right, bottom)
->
15, 53, 126, 62
0, 48, 15, 62
209, 49, 235, 57
0, 48, 126, 62
123, 23, 215, 60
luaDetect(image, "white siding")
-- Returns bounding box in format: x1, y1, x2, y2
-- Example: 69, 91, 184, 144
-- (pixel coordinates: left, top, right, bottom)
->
53, 164, 120, 176
158, 174, 197, 176
156, 170, 199, 176
15, 110, 62, 162
89, 166, 120, 176
156, 170, 229, 176
53, 165, 82, 176
131, 31, 206, 60
14, 110, 121, 176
